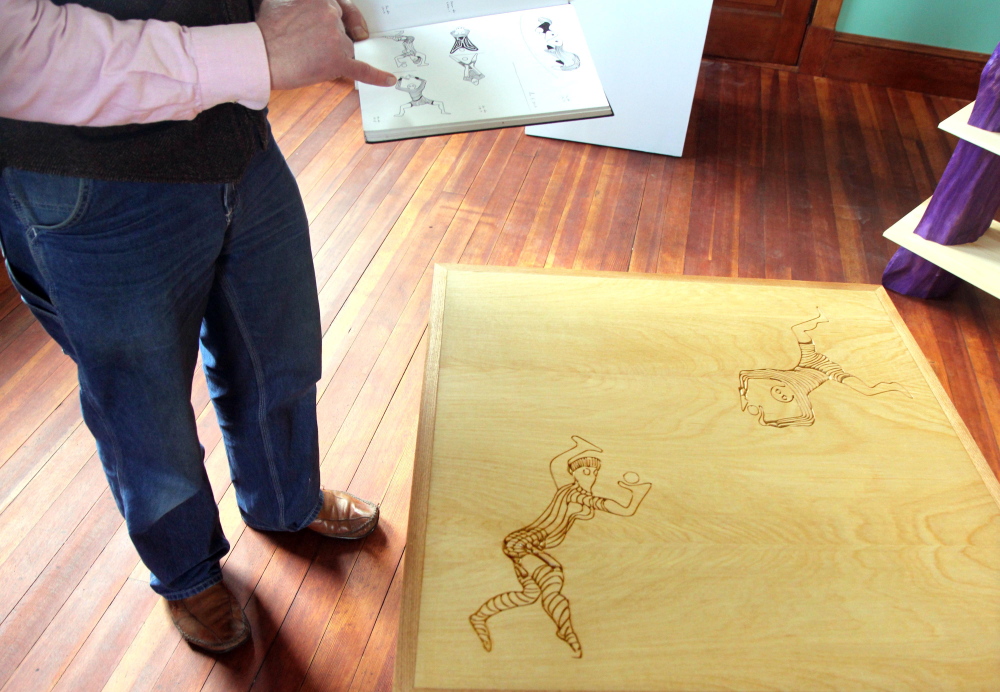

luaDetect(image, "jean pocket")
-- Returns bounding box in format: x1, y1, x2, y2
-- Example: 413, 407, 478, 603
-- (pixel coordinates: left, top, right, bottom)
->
3, 259, 58, 317
1, 168, 91, 231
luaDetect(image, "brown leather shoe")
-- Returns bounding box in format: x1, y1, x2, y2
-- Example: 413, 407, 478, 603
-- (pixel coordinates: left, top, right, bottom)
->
165, 582, 250, 654
308, 489, 379, 539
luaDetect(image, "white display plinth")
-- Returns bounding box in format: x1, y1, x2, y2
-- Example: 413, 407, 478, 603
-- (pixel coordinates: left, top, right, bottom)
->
525, 0, 712, 157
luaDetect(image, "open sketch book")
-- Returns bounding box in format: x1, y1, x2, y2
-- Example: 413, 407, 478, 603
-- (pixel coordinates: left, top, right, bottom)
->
353, 2, 612, 143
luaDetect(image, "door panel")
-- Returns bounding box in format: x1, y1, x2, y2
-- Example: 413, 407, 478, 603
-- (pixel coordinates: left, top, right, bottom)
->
704, 0, 815, 65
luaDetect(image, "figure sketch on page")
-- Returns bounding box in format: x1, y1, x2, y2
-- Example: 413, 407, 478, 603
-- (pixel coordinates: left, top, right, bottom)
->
536, 17, 580, 71
394, 75, 450, 116
449, 28, 484, 85
387, 33, 428, 68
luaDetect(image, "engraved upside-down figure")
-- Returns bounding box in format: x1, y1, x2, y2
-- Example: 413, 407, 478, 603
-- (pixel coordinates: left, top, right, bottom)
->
739, 311, 911, 428
469, 436, 652, 657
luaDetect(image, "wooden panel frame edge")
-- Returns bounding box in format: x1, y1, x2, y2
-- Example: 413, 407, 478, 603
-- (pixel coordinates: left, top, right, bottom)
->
432, 264, 881, 290
876, 288, 1000, 510
395, 264, 450, 692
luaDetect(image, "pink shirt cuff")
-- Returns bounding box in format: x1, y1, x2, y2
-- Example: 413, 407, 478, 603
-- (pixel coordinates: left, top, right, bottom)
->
190, 23, 271, 113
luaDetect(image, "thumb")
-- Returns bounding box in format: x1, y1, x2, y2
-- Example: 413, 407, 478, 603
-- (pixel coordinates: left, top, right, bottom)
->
344, 59, 397, 87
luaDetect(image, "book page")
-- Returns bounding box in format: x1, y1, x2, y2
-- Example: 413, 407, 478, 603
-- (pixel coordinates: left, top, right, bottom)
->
355, 4, 610, 139
353, 0, 565, 33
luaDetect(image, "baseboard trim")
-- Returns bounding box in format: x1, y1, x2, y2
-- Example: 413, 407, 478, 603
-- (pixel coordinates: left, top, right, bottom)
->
798, 31, 988, 99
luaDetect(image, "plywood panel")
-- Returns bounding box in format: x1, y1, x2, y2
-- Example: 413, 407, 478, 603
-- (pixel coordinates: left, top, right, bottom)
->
397, 266, 1000, 692
939, 101, 1000, 157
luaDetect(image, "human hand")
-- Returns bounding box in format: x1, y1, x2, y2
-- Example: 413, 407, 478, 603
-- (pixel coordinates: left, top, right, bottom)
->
256, 0, 397, 90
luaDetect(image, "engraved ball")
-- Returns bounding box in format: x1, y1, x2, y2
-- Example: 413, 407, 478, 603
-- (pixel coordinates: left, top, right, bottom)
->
623, 472, 640, 484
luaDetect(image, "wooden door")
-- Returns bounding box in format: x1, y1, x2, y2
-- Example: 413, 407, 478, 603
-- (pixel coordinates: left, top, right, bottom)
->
704, 0, 815, 65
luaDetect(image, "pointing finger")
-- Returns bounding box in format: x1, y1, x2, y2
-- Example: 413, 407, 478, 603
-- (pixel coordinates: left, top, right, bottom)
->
343, 58, 397, 87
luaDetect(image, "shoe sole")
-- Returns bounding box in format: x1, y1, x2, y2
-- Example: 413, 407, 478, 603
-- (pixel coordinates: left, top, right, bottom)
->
177, 609, 252, 654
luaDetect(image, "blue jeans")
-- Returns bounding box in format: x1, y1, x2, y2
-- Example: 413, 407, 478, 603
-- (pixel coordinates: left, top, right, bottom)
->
0, 137, 323, 599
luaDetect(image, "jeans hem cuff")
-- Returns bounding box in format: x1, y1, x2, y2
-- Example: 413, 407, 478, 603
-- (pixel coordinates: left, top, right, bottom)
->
158, 573, 224, 601
244, 492, 323, 533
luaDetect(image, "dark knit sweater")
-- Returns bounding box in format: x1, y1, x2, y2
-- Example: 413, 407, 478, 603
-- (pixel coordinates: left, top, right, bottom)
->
0, 0, 269, 184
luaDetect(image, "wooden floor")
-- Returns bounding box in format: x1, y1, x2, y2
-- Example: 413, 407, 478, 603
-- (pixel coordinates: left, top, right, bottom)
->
1, 60, 998, 691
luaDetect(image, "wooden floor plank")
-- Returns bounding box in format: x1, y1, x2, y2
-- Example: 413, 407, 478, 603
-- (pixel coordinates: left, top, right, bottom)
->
0, 304, 35, 359
297, 443, 414, 691
572, 148, 629, 271
0, 394, 82, 510
732, 64, 764, 279
286, 90, 360, 179
100, 595, 181, 692
307, 140, 403, 252
2, 519, 138, 691
0, 340, 77, 467
541, 145, 605, 270
53, 579, 159, 691
461, 131, 541, 265
628, 155, 670, 274
276, 80, 354, 161
0, 281, 22, 323
200, 530, 320, 692
887, 88, 938, 200
813, 77, 868, 283
954, 287, 1000, 477
252, 359, 422, 691
347, 559, 405, 692
683, 61, 724, 279
599, 150, 650, 273
0, 436, 99, 571
312, 136, 448, 318
267, 83, 331, 142
782, 73, 818, 282
0, 486, 116, 686
517, 140, 586, 269
486, 137, 565, 267
300, 114, 367, 215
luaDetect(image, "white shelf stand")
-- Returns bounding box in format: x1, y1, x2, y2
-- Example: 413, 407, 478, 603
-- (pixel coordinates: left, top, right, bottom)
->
883, 101, 1000, 299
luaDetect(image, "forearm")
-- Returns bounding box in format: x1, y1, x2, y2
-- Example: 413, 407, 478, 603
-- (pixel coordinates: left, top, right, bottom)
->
0, 0, 271, 127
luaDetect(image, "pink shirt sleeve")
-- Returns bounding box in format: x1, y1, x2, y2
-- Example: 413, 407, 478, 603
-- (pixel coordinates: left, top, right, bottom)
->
0, 0, 272, 127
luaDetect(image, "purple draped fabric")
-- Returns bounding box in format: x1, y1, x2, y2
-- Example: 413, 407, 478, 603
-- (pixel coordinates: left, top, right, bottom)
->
883, 42, 1000, 298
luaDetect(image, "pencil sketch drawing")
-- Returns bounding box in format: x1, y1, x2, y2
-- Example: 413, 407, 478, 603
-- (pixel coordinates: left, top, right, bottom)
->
394, 75, 450, 117
469, 436, 652, 658
449, 27, 484, 85
536, 17, 580, 71
386, 33, 427, 68
739, 311, 911, 428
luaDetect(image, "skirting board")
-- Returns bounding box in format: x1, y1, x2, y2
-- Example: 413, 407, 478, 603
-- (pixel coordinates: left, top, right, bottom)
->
798, 32, 989, 100
396, 265, 1000, 692
883, 199, 1000, 300
939, 102, 1000, 157
524, 0, 712, 157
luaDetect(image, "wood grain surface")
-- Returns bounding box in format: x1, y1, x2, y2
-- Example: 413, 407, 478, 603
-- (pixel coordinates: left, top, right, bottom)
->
397, 268, 1000, 692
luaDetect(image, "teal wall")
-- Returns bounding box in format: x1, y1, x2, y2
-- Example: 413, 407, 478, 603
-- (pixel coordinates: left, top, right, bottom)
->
836, 0, 1000, 55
